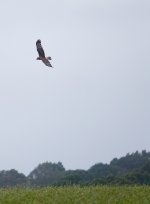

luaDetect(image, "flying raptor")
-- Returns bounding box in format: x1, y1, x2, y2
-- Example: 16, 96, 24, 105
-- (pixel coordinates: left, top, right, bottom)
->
36, 39, 53, 67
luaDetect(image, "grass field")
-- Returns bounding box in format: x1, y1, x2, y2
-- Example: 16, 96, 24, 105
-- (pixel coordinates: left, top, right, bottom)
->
0, 186, 149, 204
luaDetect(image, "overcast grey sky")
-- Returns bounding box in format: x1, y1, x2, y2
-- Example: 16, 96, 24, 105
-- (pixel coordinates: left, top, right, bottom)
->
0, 0, 149, 175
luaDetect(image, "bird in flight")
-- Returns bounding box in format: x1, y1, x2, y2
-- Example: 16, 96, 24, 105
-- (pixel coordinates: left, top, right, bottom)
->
36, 39, 53, 67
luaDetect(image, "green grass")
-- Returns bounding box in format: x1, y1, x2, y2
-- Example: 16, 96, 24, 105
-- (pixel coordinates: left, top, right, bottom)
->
0, 186, 149, 204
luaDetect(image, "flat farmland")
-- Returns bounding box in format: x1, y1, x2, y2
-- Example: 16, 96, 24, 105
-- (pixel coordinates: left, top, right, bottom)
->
0, 186, 149, 204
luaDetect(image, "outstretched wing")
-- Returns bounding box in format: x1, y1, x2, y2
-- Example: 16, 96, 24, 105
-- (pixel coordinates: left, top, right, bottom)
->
36, 41, 45, 58
37, 47, 45, 58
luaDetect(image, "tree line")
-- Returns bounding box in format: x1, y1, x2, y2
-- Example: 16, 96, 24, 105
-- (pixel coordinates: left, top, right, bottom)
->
0, 150, 150, 187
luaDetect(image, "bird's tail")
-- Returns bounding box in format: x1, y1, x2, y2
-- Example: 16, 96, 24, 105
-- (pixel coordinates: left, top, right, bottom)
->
47, 56, 52, 60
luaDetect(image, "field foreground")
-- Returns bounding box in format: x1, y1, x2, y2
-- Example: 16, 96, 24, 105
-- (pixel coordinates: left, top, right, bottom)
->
0, 186, 149, 204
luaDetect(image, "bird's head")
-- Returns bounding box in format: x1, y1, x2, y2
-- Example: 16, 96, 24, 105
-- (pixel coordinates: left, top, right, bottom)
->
36, 39, 41, 44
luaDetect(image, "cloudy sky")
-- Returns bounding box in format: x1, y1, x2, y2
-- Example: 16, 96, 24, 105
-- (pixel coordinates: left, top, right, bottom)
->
0, 0, 149, 175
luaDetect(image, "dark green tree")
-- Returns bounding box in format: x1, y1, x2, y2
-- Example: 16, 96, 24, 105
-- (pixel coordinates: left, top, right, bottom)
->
28, 162, 65, 186
0, 169, 26, 187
